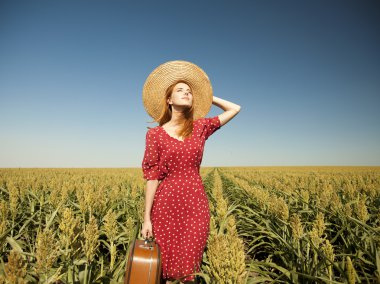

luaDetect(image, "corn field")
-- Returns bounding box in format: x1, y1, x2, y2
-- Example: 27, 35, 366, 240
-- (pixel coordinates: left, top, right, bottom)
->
0, 167, 379, 283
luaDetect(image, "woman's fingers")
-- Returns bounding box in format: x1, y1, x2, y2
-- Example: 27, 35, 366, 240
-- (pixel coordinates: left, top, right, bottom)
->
141, 222, 153, 238
142, 229, 148, 238
142, 229, 153, 238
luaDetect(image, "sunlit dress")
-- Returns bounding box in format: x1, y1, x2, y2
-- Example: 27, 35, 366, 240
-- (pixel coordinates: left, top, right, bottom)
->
142, 115, 221, 282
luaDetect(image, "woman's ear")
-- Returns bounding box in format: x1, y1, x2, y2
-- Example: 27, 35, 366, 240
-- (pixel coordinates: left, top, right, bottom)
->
167, 97, 172, 105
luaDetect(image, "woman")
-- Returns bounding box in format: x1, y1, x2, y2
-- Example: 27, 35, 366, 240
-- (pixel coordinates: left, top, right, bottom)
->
141, 61, 240, 284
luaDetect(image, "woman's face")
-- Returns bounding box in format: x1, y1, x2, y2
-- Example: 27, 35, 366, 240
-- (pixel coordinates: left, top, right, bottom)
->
168, 82, 193, 109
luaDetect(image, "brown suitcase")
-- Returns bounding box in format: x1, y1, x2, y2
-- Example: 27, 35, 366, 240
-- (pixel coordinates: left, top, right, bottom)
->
124, 237, 162, 284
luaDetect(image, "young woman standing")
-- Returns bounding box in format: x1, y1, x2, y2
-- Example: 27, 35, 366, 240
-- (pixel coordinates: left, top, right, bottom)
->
141, 61, 240, 284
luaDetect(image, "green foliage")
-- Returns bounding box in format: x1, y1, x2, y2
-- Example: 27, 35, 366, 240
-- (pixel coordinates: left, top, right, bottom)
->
0, 166, 379, 283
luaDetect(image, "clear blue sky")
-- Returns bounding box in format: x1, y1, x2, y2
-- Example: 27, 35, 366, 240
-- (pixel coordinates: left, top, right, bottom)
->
1, 0, 379, 167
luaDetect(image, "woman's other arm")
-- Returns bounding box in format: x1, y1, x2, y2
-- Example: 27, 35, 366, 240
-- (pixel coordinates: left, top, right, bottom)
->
212, 96, 241, 126
142, 179, 160, 238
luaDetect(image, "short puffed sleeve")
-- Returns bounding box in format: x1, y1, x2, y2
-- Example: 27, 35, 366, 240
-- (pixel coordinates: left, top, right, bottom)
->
203, 115, 221, 140
142, 129, 160, 180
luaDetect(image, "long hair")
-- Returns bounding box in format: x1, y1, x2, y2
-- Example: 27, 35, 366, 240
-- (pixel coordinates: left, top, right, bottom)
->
157, 79, 194, 139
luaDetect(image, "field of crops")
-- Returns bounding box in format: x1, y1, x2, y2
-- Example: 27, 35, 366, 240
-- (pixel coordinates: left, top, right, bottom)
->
0, 167, 379, 283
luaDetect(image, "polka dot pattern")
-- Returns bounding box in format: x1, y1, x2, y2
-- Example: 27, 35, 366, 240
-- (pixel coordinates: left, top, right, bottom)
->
142, 115, 221, 282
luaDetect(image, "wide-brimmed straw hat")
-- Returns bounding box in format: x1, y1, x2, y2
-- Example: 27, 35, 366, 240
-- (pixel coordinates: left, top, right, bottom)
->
142, 60, 213, 122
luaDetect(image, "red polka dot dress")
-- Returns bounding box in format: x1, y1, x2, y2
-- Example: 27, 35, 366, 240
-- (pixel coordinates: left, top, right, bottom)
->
142, 115, 221, 282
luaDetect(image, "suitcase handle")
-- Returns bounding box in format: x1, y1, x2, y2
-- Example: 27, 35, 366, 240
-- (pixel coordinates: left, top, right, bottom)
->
144, 236, 154, 243
141, 236, 155, 250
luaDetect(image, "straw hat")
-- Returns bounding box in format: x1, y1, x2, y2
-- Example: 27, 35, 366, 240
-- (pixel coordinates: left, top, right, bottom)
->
142, 60, 213, 121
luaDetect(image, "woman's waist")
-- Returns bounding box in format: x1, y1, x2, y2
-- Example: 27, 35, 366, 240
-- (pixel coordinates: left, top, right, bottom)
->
159, 172, 203, 186
165, 167, 200, 178
163, 171, 201, 180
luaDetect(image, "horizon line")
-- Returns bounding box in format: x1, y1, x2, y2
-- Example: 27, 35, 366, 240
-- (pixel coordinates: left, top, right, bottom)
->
1, 165, 380, 169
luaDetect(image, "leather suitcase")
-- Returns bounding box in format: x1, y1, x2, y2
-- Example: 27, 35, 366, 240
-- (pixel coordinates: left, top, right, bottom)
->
124, 237, 162, 284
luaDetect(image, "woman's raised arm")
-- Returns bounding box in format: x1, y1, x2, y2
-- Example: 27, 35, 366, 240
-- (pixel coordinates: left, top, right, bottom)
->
212, 96, 241, 126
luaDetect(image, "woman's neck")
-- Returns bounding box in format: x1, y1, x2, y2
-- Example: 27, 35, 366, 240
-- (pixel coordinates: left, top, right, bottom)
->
168, 109, 185, 126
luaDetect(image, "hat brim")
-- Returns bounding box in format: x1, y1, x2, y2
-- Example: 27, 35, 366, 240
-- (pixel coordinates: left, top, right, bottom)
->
142, 60, 213, 122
